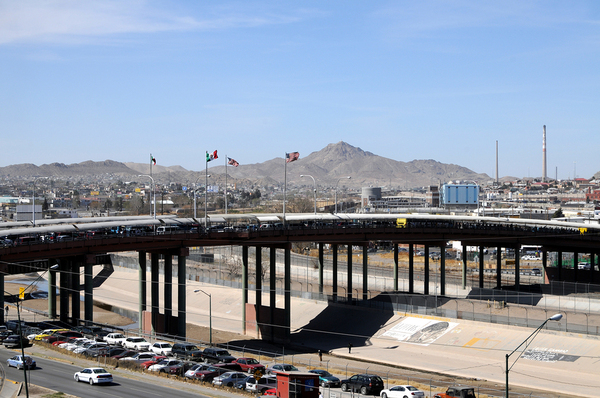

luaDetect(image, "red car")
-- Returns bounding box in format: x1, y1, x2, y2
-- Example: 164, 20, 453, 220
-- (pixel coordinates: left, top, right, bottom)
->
233, 357, 266, 374
140, 355, 167, 369
264, 388, 277, 396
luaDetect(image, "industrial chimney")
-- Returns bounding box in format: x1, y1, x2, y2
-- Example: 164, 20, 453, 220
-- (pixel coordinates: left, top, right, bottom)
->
542, 125, 547, 182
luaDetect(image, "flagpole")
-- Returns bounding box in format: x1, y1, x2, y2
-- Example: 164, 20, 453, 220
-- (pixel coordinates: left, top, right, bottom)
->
205, 153, 208, 229
225, 155, 228, 215
150, 154, 153, 217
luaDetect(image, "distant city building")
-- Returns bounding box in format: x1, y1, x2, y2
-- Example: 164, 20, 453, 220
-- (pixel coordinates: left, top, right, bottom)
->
16, 204, 42, 221
441, 183, 479, 211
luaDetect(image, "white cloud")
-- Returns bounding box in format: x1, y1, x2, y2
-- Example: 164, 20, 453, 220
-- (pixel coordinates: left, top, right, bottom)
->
0, 0, 305, 45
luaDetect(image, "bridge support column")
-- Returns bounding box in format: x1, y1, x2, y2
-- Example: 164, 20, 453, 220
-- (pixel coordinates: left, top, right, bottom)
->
284, 243, 291, 342
59, 259, 70, 324
151, 253, 159, 335
479, 246, 485, 288
461, 244, 467, 289
542, 250, 547, 282
242, 246, 249, 335
362, 244, 368, 301
573, 251, 579, 282
424, 245, 429, 295
255, 246, 262, 337
71, 260, 81, 325
318, 243, 324, 295
0, 274, 3, 324
84, 255, 94, 325
558, 251, 563, 281
440, 245, 446, 296
332, 244, 338, 302
408, 244, 414, 294
347, 245, 352, 302
496, 246, 502, 289
138, 251, 147, 336
177, 251, 187, 339
514, 247, 520, 291
164, 254, 172, 333
269, 247, 276, 342
48, 263, 57, 319
393, 243, 399, 291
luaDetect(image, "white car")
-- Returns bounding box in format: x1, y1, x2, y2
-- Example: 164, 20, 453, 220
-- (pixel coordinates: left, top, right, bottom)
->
104, 332, 127, 345
119, 352, 156, 363
380, 385, 425, 398
123, 336, 151, 351
150, 341, 173, 356
73, 341, 106, 355
74, 367, 113, 385
63, 338, 93, 351
148, 358, 181, 372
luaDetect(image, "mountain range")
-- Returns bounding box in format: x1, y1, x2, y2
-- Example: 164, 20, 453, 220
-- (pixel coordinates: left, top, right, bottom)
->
0, 142, 493, 188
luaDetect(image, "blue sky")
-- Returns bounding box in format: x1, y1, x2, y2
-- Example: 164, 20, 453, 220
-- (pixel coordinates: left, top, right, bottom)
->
1, 1, 599, 179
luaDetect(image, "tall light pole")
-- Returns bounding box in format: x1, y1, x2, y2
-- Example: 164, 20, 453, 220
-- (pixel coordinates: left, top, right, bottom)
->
505, 313, 562, 398
194, 289, 212, 346
193, 175, 209, 219
6, 264, 59, 398
300, 174, 317, 215
32, 177, 47, 227
138, 175, 156, 219
335, 176, 351, 213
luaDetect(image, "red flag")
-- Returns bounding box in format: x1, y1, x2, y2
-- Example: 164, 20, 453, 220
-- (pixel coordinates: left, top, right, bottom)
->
286, 152, 299, 163
227, 157, 239, 167
206, 150, 218, 162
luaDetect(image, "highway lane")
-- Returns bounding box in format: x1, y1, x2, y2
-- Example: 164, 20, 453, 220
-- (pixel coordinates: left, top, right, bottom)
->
0, 347, 215, 398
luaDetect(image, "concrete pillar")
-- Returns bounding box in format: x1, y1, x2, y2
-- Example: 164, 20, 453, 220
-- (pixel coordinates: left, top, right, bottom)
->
573, 251, 579, 282
347, 245, 352, 302
496, 246, 502, 289
393, 243, 399, 291
255, 246, 262, 336
440, 245, 446, 296
177, 251, 187, 339
71, 260, 80, 325
242, 246, 248, 334
558, 251, 563, 282
164, 254, 172, 332
84, 255, 94, 325
424, 245, 429, 295
514, 247, 520, 291
332, 244, 338, 302
542, 250, 547, 282
408, 244, 414, 294
59, 259, 70, 324
362, 244, 368, 301
284, 244, 291, 341
0, 274, 4, 324
269, 247, 276, 341
479, 246, 485, 288
462, 244, 467, 289
48, 263, 57, 319
151, 253, 159, 334
318, 243, 324, 295
138, 251, 147, 336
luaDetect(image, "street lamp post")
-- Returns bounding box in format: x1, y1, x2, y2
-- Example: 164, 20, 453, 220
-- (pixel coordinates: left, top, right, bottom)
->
505, 313, 562, 397
6, 264, 59, 398
138, 175, 156, 219
194, 289, 212, 346
335, 176, 351, 214
300, 175, 317, 215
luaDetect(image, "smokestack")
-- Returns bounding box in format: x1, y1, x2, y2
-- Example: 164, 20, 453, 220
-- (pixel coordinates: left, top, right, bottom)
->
495, 140, 499, 185
542, 125, 547, 182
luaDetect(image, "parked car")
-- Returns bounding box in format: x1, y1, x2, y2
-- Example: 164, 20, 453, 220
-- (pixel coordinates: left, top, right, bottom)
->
104, 332, 127, 345
150, 341, 173, 356
105, 346, 128, 357
266, 363, 298, 374
434, 386, 477, 398
148, 358, 182, 372
74, 367, 113, 385
202, 347, 236, 363
381, 385, 425, 398
42, 330, 83, 344
119, 351, 156, 364
34, 328, 69, 341
7, 355, 36, 370
167, 361, 198, 376
140, 355, 167, 369
172, 342, 203, 360
184, 363, 213, 379
233, 357, 266, 373
123, 337, 151, 351
212, 371, 248, 387
112, 349, 139, 360
4, 334, 29, 349
341, 374, 384, 395
246, 375, 278, 394
0, 330, 15, 342
308, 369, 341, 387
74, 341, 107, 355
234, 375, 254, 390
